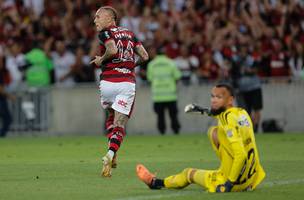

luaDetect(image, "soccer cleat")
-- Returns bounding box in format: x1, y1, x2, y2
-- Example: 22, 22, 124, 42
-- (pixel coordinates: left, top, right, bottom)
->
112, 154, 117, 168
136, 164, 156, 188
101, 155, 112, 177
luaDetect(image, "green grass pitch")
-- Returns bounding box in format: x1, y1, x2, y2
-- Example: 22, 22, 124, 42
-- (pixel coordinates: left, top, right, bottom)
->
1, 133, 304, 200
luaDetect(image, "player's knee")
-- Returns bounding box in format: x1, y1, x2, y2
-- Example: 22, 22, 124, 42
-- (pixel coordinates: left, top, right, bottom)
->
113, 113, 128, 127
183, 168, 196, 183
208, 127, 219, 148
182, 168, 192, 175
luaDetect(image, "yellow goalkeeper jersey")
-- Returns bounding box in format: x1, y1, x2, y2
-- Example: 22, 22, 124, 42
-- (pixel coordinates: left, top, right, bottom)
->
215, 107, 266, 190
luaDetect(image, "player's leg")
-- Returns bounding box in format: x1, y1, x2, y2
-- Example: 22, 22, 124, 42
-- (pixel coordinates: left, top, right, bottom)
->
0, 99, 12, 137
242, 91, 252, 115
105, 108, 115, 134
251, 88, 263, 133
168, 101, 181, 134
136, 164, 225, 192
104, 108, 118, 168
109, 111, 128, 156
164, 168, 226, 192
101, 82, 135, 177
162, 163, 226, 192
99, 81, 118, 174
102, 111, 128, 177
99, 80, 115, 135
153, 102, 166, 134
163, 168, 197, 189
251, 110, 261, 133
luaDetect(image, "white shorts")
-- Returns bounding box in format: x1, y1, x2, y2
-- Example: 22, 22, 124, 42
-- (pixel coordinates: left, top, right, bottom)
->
99, 80, 136, 116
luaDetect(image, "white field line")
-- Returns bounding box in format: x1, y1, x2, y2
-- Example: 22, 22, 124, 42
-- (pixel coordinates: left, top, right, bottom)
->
114, 191, 195, 200
262, 178, 304, 187
114, 178, 304, 200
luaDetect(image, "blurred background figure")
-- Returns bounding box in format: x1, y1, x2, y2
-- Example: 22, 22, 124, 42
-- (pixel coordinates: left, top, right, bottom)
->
71, 47, 95, 83
196, 51, 219, 84
288, 42, 304, 80
232, 45, 263, 133
51, 40, 76, 87
24, 40, 53, 87
5, 42, 25, 91
0, 52, 14, 137
174, 45, 198, 86
147, 47, 181, 135
0, 0, 303, 86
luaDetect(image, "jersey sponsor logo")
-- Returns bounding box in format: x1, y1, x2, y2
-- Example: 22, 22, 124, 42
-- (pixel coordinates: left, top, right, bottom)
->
113, 67, 132, 74
118, 100, 127, 108
238, 115, 250, 127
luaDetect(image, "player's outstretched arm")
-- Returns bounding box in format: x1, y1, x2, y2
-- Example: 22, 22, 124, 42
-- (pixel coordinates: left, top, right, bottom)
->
184, 104, 211, 116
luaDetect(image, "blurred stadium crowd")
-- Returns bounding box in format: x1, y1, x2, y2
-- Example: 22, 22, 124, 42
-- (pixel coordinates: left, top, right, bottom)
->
0, 0, 304, 90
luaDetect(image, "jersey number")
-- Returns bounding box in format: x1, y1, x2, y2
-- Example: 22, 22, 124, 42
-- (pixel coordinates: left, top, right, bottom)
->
235, 148, 257, 185
113, 40, 134, 63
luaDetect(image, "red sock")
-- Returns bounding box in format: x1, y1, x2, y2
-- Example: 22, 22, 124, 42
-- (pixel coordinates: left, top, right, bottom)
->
108, 127, 125, 153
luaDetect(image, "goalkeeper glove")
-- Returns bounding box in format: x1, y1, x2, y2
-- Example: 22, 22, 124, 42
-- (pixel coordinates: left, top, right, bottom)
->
184, 104, 210, 115
216, 180, 233, 193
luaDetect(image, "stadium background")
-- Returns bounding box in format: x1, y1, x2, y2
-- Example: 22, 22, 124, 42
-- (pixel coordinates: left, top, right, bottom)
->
1, 0, 304, 135
1, 1, 304, 200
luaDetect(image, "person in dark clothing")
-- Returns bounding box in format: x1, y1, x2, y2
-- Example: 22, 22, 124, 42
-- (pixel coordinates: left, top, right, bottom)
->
0, 56, 14, 137
231, 45, 263, 132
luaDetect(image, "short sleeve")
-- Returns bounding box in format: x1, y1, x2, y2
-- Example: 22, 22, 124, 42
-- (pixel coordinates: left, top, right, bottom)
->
133, 34, 142, 46
98, 30, 113, 44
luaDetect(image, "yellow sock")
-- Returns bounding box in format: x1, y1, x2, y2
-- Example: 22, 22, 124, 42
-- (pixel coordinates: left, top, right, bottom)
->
164, 168, 190, 189
164, 168, 214, 191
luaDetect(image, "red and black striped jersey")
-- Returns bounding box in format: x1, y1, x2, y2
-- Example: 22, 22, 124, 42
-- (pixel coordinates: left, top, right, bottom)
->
98, 25, 142, 83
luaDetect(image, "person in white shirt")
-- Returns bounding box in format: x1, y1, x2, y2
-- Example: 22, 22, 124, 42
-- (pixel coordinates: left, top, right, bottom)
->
51, 41, 76, 87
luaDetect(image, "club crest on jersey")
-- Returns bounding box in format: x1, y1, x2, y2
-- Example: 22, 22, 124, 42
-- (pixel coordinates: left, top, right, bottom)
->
227, 129, 233, 137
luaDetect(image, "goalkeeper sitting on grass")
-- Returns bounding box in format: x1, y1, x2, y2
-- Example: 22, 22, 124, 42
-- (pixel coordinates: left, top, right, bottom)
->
136, 83, 266, 193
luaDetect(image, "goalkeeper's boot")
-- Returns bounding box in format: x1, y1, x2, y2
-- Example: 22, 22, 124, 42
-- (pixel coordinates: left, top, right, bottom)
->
101, 154, 112, 177
136, 164, 161, 189
112, 154, 117, 168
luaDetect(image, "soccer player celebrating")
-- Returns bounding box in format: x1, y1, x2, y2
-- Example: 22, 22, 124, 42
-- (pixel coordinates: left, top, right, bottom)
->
137, 84, 266, 192
91, 6, 149, 177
